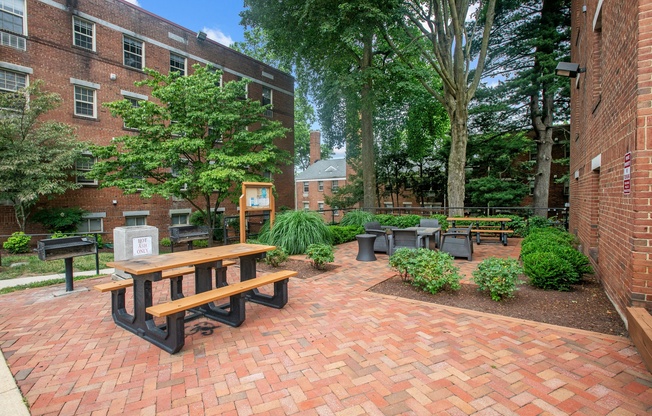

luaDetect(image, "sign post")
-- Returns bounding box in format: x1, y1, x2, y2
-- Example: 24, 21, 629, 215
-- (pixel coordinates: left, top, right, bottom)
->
624, 152, 631, 195
239, 182, 275, 243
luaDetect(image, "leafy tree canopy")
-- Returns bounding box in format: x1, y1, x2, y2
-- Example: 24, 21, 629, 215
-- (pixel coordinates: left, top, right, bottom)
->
88, 65, 290, 234
0, 81, 83, 231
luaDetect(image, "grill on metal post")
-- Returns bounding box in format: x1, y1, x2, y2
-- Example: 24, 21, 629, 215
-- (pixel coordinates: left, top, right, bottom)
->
37, 236, 97, 291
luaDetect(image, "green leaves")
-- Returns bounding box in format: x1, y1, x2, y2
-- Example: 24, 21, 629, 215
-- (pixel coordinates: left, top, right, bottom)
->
89, 64, 290, 231
0, 81, 83, 231
472, 257, 523, 301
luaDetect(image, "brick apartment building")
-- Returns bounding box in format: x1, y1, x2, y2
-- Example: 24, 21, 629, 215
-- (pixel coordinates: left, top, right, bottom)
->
567, 0, 652, 317
0, 0, 294, 240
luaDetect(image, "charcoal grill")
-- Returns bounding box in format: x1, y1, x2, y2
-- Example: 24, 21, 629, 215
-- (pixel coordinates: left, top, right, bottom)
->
168, 225, 210, 252
37, 236, 97, 291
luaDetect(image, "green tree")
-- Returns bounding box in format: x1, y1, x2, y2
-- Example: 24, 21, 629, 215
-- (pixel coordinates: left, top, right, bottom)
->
231, 27, 316, 172
88, 65, 290, 239
0, 81, 83, 231
384, 0, 498, 214
243, 0, 400, 210
475, 0, 571, 216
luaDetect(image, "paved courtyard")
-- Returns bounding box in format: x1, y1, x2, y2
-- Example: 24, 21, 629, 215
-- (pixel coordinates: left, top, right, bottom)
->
0, 240, 651, 415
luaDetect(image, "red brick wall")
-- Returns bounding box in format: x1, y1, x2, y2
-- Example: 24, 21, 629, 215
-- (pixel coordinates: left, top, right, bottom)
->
0, 0, 294, 240
569, 0, 649, 316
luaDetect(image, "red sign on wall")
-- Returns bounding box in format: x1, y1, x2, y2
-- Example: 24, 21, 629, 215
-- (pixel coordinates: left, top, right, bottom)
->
624, 152, 631, 195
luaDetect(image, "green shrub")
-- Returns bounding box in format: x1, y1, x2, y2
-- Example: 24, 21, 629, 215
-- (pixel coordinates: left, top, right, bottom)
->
192, 239, 209, 248
258, 210, 332, 255
339, 210, 374, 227
50, 231, 69, 239
3, 232, 31, 254
160, 237, 172, 247
31, 207, 87, 233
329, 225, 363, 245
523, 251, 578, 291
189, 210, 224, 240
264, 247, 289, 267
472, 257, 524, 301
389, 248, 461, 293
305, 243, 334, 270
373, 214, 421, 228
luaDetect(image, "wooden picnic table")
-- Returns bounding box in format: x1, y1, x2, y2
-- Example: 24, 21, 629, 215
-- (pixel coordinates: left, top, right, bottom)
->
103, 243, 279, 353
446, 217, 513, 246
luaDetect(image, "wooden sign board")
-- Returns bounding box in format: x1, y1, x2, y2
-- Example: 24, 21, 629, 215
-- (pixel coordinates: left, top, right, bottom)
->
239, 182, 275, 243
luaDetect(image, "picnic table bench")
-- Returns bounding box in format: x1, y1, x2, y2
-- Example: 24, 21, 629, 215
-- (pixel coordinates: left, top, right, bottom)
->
447, 217, 513, 246
97, 243, 295, 354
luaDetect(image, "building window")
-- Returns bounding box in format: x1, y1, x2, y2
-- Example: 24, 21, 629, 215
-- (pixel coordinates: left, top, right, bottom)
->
123, 36, 143, 69
384, 202, 393, 208
318, 181, 324, 192
303, 202, 309, 210
332, 180, 339, 191
0, 0, 24, 35
171, 212, 189, 225
262, 86, 272, 117
0, 68, 26, 92
303, 181, 309, 193
76, 153, 97, 185
78, 215, 103, 233
333, 207, 340, 216
73, 16, 94, 50
74, 85, 96, 118
318, 202, 324, 212
170, 52, 186, 76
126, 216, 147, 226
403, 202, 412, 207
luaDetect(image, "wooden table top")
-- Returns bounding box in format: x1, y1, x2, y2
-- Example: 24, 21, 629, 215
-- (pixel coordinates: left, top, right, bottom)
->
106, 243, 275, 275
446, 217, 512, 222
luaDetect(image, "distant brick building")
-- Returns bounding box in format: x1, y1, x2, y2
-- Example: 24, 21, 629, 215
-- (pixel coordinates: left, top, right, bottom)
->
0, 0, 294, 239
568, 0, 652, 316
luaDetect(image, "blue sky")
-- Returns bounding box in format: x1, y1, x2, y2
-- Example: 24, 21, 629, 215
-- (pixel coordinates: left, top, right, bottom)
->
124, 0, 246, 46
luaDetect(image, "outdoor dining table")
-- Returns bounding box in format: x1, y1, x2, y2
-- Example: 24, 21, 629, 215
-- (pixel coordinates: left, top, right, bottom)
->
104, 243, 275, 352
404, 226, 441, 249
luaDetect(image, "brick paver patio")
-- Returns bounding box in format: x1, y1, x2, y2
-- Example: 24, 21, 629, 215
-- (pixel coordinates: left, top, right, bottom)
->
1, 239, 651, 415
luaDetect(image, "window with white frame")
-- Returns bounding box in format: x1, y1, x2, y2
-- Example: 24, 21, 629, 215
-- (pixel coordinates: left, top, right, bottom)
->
384, 202, 393, 208
74, 85, 96, 118
0, 0, 24, 34
0, 67, 26, 92
77, 214, 104, 233
126, 215, 147, 226
123, 35, 143, 69
169, 52, 185, 76
402, 202, 412, 207
333, 207, 340, 216
76, 153, 97, 185
318, 181, 324, 192
303, 181, 309, 193
318, 202, 324, 212
73, 16, 94, 50
303, 202, 309, 210
171, 212, 189, 225
332, 180, 339, 191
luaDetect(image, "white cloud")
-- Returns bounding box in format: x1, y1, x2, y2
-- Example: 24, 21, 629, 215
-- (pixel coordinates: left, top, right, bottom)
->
122, 0, 141, 6
202, 27, 234, 46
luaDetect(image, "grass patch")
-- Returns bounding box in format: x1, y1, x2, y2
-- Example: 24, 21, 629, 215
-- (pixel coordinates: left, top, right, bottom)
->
0, 253, 114, 280
0, 274, 103, 294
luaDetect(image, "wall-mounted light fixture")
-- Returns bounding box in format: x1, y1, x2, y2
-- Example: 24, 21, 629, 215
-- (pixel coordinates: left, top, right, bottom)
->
196, 31, 207, 41
112, 200, 118, 206
555, 62, 586, 78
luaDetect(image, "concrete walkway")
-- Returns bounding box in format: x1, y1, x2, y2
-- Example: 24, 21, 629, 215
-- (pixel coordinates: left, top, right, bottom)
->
1, 242, 651, 415
0, 269, 115, 290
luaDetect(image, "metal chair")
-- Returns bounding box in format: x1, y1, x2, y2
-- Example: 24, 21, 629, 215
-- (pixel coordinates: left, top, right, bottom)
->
388, 229, 421, 255
364, 222, 397, 254
419, 218, 441, 248
440, 226, 473, 261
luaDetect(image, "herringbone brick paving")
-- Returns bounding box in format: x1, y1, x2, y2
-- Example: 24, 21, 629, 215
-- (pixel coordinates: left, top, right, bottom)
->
1, 239, 651, 415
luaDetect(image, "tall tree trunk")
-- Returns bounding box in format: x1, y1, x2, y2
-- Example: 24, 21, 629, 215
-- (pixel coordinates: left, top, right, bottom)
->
447, 102, 469, 217
361, 33, 377, 212
531, 92, 554, 218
